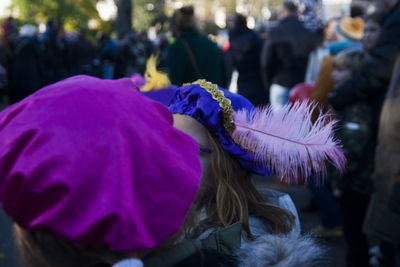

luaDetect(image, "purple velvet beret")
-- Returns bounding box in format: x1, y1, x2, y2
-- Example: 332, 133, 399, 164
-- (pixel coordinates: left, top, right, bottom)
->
0, 75, 201, 253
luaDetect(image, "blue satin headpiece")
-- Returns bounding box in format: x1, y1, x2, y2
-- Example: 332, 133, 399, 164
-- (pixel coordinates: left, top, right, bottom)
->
169, 80, 272, 176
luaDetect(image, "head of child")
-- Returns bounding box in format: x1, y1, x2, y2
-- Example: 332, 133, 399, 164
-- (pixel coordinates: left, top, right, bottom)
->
332, 50, 366, 89
362, 13, 384, 54
0, 76, 202, 267
170, 80, 295, 238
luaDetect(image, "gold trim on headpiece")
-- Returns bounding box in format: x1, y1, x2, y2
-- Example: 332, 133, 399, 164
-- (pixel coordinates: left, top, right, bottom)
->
183, 79, 235, 134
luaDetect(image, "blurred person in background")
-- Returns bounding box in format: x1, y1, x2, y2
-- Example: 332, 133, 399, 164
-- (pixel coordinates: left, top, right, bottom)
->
69, 29, 95, 76
363, 54, 400, 267
97, 33, 118, 79
329, 6, 400, 263
305, 17, 339, 83
261, 1, 317, 112
330, 50, 372, 267
1, 17, 18, 102
56, 29, 72, 79
226, 13, 268, 106
0, 42, 7, 100
114, 32, 134, 78
362, 13, 385, 57
329, 0, 400, 128
135, 31, 155, 75
40, 19, 63, 85
167, 6, 227, 87
297, 0, 322, 32
358, 2, 400, 265
310, 16, 365, 123
305, 16, 365, 239
1, 17, 17, 59
11, 24, 42, 103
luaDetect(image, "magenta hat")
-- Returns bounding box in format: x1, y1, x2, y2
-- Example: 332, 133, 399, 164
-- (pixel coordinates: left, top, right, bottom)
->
0, 75, 201, 253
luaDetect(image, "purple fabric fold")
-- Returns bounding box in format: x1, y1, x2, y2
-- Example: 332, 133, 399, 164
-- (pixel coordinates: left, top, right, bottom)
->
0, 75, 202, 253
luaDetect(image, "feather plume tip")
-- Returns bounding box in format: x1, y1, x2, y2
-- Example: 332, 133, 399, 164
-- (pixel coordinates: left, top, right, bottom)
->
232, 101, 346, 183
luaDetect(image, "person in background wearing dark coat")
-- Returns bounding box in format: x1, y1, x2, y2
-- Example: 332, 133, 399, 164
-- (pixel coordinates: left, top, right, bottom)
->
330, 50, 373, 267
226, 13, 268, 106
97, 33, 118, 79
57, 29, 71, 79
327, 0, 400, 264
11, 24, 42, 103
363, 55, 400, 267
114, 32, 136, 78
40, 19, 63, 85
0, 45, 7, 101
167, 6, 227, 87
1, 17, 18, 103
69, 29, 95, 76
261, 1, 317, 112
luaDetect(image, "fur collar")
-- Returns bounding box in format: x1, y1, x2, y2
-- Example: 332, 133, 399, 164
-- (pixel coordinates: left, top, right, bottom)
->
236, 232, 326, 266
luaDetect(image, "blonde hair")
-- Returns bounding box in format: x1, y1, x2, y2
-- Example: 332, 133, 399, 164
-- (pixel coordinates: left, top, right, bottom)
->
190, 131, 295, 238
14, 216, 193, 267
14, 224, 127, 267
333, 50, 366, 73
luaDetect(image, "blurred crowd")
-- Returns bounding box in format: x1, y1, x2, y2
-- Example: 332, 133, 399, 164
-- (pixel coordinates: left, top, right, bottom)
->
0, 0, 400, 266
0, 18, 161, 103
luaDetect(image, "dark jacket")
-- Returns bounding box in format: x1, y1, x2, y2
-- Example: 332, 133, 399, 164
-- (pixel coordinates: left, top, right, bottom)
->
261, 15, 317, 88
363, 56, 400, 244
11, 36, 42, 103
167, 30, 227, 87
70, 36, 95, 75
40, 30, 63, 85
329, 103, 374, 195
329, 1, 400, 130
227, 26, 268, 106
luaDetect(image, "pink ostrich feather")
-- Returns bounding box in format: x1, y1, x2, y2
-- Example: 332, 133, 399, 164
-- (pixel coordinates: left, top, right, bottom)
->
232, 101, 346, 183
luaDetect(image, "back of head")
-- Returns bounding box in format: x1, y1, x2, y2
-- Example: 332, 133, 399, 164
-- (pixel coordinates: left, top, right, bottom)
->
350, 4, 365, 18
278, 1, 297, 20
283, 1, 298, 14
233, 13, 247, 29
172, 6, 198, 33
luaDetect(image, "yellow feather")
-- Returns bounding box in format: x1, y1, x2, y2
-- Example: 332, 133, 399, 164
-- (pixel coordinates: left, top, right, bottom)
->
142, 55, 171, 92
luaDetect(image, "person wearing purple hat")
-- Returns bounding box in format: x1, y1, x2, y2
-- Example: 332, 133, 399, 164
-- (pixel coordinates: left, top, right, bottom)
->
0, 75, 207, 266
170, 79, 345, 265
